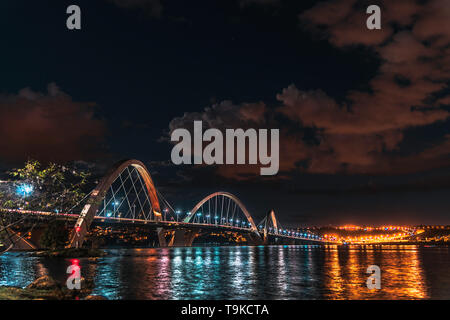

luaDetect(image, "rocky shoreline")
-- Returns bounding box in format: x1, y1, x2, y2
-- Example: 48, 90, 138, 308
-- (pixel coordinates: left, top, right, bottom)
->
1, 248, 108, 300
0, 275, 107, 300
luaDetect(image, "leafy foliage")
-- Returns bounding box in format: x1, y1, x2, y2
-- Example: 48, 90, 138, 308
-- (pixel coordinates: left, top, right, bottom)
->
1, 159, 92, 212
40, 220, 69, 249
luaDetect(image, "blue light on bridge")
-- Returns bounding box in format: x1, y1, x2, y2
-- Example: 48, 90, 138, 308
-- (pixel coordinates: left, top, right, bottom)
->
16, 184, 34, 197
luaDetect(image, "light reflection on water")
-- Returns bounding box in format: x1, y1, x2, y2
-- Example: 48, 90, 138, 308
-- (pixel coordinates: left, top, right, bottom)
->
0, 245, 449, 299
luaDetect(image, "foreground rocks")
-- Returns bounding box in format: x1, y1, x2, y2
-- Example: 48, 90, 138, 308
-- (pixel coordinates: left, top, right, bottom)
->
85, 295, 108, 300
26, 275, 59, 290
0, 275, 107, 300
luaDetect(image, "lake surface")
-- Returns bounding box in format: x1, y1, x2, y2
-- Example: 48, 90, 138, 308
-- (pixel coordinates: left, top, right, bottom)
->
1, 245, 449, 299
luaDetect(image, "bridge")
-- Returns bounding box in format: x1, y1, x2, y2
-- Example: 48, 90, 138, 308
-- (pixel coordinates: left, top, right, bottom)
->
1, 159, 328, 249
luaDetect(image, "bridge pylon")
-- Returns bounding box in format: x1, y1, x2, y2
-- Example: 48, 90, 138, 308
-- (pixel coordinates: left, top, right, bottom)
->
258, 209, 279, 244
167, 228, 200, 247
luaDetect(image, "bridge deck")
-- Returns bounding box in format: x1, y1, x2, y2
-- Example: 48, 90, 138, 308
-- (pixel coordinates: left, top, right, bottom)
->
1, 208, 328, 243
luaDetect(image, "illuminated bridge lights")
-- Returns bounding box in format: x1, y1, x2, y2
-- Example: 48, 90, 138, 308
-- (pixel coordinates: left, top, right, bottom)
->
6, 161, 329, 247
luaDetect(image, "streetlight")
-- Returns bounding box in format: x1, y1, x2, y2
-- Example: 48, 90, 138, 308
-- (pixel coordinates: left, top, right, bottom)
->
112, 200, 120, 218
16, 184, 33, 197
164, 207, 169, 221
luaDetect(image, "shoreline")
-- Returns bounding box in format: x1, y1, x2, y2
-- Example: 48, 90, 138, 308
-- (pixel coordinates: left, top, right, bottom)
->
2, 242, 449, 255
0, 275, 104, 300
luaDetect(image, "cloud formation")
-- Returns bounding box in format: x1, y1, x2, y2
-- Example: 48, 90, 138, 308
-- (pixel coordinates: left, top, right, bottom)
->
165, 0, 450, 179
0, 83, 107, 164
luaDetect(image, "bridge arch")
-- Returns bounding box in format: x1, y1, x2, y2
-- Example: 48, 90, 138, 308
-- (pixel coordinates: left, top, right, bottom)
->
257, 209, 281, 243
68, 159, 161, 248
184, 191, 259, 234
267, 210, 278, 233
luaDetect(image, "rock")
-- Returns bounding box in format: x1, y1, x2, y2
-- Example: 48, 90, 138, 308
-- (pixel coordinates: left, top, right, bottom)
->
80, 277, 94, 290
26, 275, 59, 290
84, 295, 108, 300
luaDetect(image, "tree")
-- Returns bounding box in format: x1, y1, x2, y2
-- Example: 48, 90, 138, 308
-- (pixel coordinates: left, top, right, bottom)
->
40, 220, 69, 249
3, 159, 92, 212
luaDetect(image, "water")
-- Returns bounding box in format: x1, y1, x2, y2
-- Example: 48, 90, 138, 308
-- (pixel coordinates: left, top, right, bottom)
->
1, 245, 449, 299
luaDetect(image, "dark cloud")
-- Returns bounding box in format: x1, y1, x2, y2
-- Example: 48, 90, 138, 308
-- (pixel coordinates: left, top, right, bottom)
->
164, 0, 450, 180
293, 0, 450, 173
106, 0, 163, 17
0, 83, 107, 164
239, 0, 280, 7
168, 100, 268, 133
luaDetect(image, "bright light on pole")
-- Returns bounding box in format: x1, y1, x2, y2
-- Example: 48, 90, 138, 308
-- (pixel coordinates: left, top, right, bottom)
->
16, 184, 34, 197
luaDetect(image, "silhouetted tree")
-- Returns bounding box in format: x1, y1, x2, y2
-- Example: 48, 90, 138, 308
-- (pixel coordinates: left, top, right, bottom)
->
40, 220, 69, 249
2, 159, 92, 212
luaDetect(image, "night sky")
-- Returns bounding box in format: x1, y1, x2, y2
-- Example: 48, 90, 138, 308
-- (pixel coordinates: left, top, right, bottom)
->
1, 0, 449, 226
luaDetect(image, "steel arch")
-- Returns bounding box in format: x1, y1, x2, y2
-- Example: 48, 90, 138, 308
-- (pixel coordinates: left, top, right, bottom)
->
268, 210, 278, 232
68, 159, 161, 248
184, 191, 259, 233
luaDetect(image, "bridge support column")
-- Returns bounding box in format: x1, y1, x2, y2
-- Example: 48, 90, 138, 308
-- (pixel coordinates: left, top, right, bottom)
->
157, 227, 167, 247
247, 233, 263, 246
262, 233, 269, 245
168, 229, 199, 247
